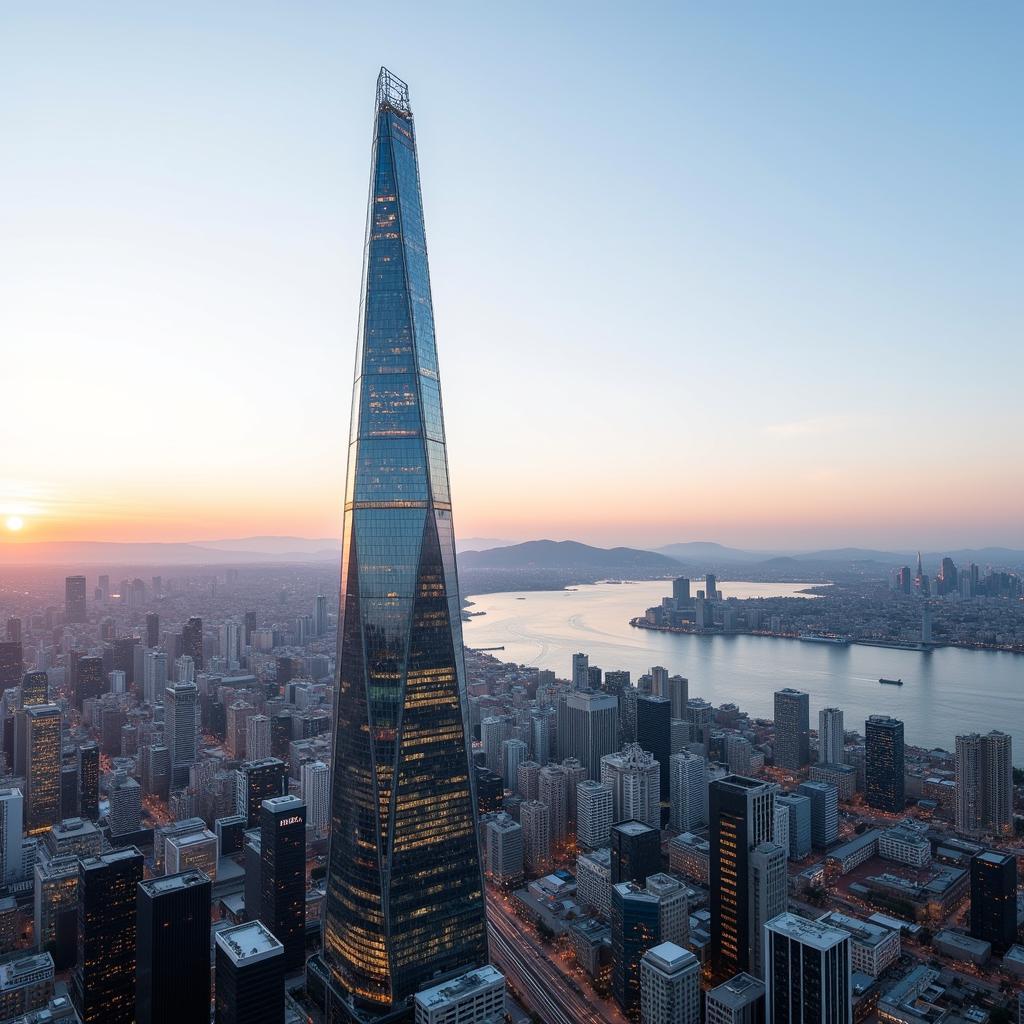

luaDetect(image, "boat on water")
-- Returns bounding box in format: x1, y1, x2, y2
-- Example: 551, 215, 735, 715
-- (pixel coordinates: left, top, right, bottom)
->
799, 634, 850, 645
879, 677, 904, 686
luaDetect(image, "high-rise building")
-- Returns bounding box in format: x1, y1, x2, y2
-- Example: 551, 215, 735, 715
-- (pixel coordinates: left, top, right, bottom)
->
166, 683, 198, 789
34, 855, 79, 970
865, 716, 904, 813
75, 657, 104, 710
969, 850, 1017, 951
72, 847, 144, 1024
215, 920, 285, 1024
763, 913, 851, 1024
259, 795, 306, 972
25, 706, 61, 835
246, 715, 272, 762
666, 676, 689, 720
601, 744, 661, 829
797, 781, 839, 848
136, 870, 212, 1024
314, 594, 329, 637
669, 751, 706, 834
501, 738, 528, 790
78, 743, 99, 820
0, 789, 23, 885
474, 767, 503, 816
774, 793, 811, 860
818, 708, 845, 765
182, 617, 203, 670
705, 973, 766, 1024
483, 813, 523, 888
481, 716, 511, 774
538, 764, 569, 843
577, 780, 613, 850
748, 843, 787, 979
672, 578, 691, 607
64, 577, 87, 624
640, 941, 700, 1024
314, 69, 487, 1016
301, 760, 330, 835
516, 760, 541, 802
5, 617, 21, 644
610, 820, 661, 885
165, 829, 218, 880
572, 652, 591, 690
956, 731, 1013, 836
235, 758, 287, 828
576, 848, 612, 917
107, 770, 142, 839
0, 642, 23, 690
773, 690, 809, 770
143, 651, 168, 705
563, 690, 619, 779
709, 776, 775, 976
637, 695, 672, 799
145, 612, 160, 649
519, 800, 551, 875
684, 698, 713, 755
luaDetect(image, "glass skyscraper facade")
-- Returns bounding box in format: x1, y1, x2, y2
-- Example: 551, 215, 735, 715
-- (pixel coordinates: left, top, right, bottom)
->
318, 68, 486, 1018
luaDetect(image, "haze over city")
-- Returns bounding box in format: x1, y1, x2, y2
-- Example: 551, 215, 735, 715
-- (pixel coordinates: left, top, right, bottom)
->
3, 2, 1022, 552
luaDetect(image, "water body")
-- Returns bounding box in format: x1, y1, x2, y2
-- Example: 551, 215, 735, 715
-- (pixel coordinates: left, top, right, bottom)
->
463, 581, 1024, 763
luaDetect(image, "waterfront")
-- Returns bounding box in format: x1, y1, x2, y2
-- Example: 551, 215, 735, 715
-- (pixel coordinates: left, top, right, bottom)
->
463, 581, 1024, 762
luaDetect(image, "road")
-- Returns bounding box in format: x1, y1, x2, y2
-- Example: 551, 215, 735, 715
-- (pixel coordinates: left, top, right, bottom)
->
487, 894, 627, 1024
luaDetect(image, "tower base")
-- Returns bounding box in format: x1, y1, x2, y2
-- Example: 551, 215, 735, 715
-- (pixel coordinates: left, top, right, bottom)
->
305, 955, 413, 1024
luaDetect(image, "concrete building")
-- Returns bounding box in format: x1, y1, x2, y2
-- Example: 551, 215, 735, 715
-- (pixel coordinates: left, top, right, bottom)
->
705, 973, 765, 1024
668, 832, 709, 886
669, 751, 706, 833
878, 825, 931, 867
774, 689, 810, 770
816, 911, 900, 978
563, 690, 619, 779
640, 942, 700, 1024
484, 813, 523, 888
601, 745, 660, 830
519, 800, 550, 875
413, 964, 505, 1024
748, 843, 787, 979
818, 708, 845, 766
577, 848, 613, 917
577, 780, 613, 850
764, 913, 851, 1024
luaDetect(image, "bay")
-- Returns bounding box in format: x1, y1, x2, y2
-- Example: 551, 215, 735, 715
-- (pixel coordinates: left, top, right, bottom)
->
463, 580, 1024, 764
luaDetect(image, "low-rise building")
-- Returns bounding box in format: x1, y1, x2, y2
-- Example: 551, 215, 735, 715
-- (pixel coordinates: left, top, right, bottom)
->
576, 848, 612, 918
705, 972, 766, 1024
879, 825, 931, 868
824, 831, 880, 878
933, 930, 991, 966
668, 832, 710, 885
817, 911, 900, 978
413, 964, 506, 1024
0, 953, 54, 1020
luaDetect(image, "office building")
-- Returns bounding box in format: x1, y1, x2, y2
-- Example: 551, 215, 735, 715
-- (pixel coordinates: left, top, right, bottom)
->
502, 738, 528, 791
145, 612, 160, 648
815, 911, 900, 978
142, 651, 167, 705
637, 695, 672, 798
818, 708, 845, 765
572, 652, 590, 690
706, 973, 765, 1024
136, 870, 212, 1024
684, 698, 713, 755
865, 716, 905, 813
165, 828, 218, 880
215, 920, 285, 1024
246, 714, 272, 762
0, 789, 23, 884
45, 817, 101, 859
260, 795, 306, 971
72, 848, 144, 1024
709, 776, 776, 975
483, 813, 523, 888
481, 716, 511, 774
797, 781, 839, 848
775, 793, 812, 860
970, 850, 1017, 951
0, 952, 54, 1020
611, 820, 661, 885
956, 731, 1013, 836
413, 965, 505, 1024
774, 690, 810, 770
577, 780, 613, 849
601, 744, 661, 829
764, 913, 851, 1024
666, 676, 688, 720
75, 657, 104, 710
0, 641, 23, 690
314, 594, 329, 637
576, 848, 612, 916
25, 706, 61, 835
520, 800, 551, 875
166, 682, 198, 789
301, 759, 330, 834
563, 690, 619, 779
182, 617, 203, 670
516, 760, 541, 802
79, 743, 99, 820
749, 843, 787, 979
34, 856, 79, 970
475, 767, 503, 815
64, 577, 87, 624
538, 763, 569, 843
640, 942, 700, 1024
669, 751, 706, 833
235, 758, 287, 827
107, 770, 141, 839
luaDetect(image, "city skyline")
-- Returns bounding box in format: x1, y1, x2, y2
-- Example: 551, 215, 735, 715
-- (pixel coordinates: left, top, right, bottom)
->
3, 3, 1023, 551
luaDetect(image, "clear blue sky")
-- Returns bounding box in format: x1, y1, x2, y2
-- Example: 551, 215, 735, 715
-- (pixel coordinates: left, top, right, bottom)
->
2, 2, 1021, 549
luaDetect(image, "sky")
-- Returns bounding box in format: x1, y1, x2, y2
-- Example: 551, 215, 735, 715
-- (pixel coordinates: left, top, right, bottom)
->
2, 2, 1022, 552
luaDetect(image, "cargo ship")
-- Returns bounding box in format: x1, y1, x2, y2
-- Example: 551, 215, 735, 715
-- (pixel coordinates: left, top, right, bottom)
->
798, 634, 850, 645
879, 677, 904, 686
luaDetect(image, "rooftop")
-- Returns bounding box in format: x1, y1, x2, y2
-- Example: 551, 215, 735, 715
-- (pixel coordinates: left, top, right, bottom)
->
977, 850, 1013, 866
818, 911, 897, 948
766, 912, 851, 951
643, 941, 696, 973
139, 869, 210, 897
613, 820, 655, 837
215, 920, 283, 966
414, 965, 504, 1009
707, 973, 766, 1010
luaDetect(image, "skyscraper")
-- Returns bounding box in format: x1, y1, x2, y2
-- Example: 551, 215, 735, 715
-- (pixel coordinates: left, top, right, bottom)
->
72, 847, 144, 1024
0, 789, 23, 885
797, 781, 839, 848
314, 594, 329, 637
640, 942, 701, 1024
669, 751, 707, 833
64, 576, 87, 624
301, 760, 331, 835
636, 695, 672, 799
748, 843, 787, 979
572, 652, 590, 690
25, 705, 61, 835
865, 716, 905, 813
259, 795, 306, 972
773, 689, 809, 770
764, 913, 851, 1024
136, 870, 212, 1024
576, 780, 613, 850
563, 690, 619, 779
818, 708, 845, 765
709, 776, 775, 976
182, 617, 203, 670
166, 682, 198, 789
75, 657, 104, 710
969, 850, 1017, 951
143, 650, 167, 705
601, 744, 661, 829
78, 743, 99, 820
145, 612, 160, 649
317, 69, 487, 1017
956, 731, 1013, 836
215, 920, 285, 1024
0, 642, 23, 691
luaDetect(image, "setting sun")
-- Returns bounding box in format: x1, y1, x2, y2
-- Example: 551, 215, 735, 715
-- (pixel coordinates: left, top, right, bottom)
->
5, 516, 24, 532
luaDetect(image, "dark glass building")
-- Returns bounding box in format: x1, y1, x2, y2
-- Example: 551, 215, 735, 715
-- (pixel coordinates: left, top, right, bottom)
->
237, 758, 287, 827
215, 920, 285, 1024
136, 869, 212, 1023
75, 657, 105, 711
145, 612, 160, 649
475, 766, 503, 815
65, 575, 87, 624
636, 694, 671, 798
970, 850, 1017, 951
865, 715, 905, 813
0, 642, 23, 690
710, 776, 776, 977
79, 743, 99, 820
611, 881, 660, 1015
72, 847, 144, 1024
316, 68, 486, 1018
182, 616, 203, 670
259, 795, 306, 972
773, 689, 809, 770
610, 820, 661, 884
